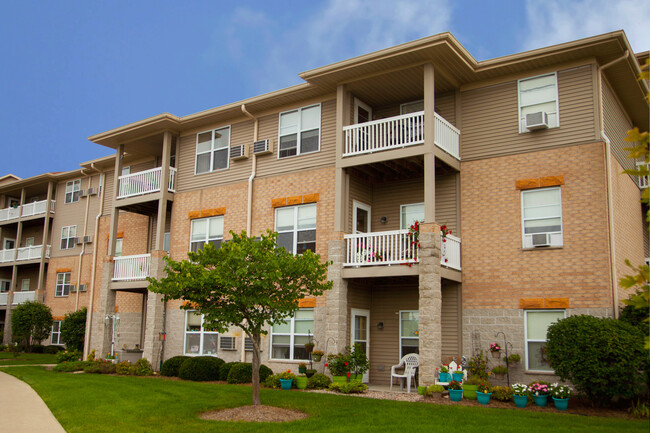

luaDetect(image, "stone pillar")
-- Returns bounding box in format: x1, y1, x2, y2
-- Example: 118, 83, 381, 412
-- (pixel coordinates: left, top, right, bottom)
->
325, 235, 348, 355
91, 256, 117, 356
142, 250, 167, 370
3, 291, 14, 344
418, 223, 442, 385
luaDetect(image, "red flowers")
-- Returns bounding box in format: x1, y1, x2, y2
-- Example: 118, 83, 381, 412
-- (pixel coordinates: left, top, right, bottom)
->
347, 372, 351, 378
324, 363, 328, 367
344, 361, 348, 366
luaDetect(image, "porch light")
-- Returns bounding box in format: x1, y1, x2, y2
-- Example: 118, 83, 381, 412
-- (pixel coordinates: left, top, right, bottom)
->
377, 322, 384, 330
380, 216, 387, 224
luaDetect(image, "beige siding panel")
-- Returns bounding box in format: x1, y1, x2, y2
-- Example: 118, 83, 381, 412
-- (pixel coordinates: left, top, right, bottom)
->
373, 105, 400, 120
372, 178, 424, 231
20, 224, 44, 247
602, 78, 635, 172
102, 170, 114, 216
128, 160, 156, 175
461, 65, 596, 160
435, 173, 458, 234
348, 175, 372, 232
435, 92, 456, 126
441, 282, 460, 362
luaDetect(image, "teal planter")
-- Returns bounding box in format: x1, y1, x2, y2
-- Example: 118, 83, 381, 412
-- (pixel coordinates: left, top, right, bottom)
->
552, 397, 569, 411
533, 394, 548, 407
449, 389, 463, 402
438, 372, 451, 382
477, 392, 492, 405
280, 379, 293, 390
452, 372, 464, 382
514, 395, 528, 408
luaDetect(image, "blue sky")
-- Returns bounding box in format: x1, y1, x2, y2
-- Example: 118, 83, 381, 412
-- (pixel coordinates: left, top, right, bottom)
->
1, 0, 648, 179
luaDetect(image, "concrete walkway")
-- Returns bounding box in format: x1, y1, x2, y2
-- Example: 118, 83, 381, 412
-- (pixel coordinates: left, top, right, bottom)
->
0, 370, 66, 433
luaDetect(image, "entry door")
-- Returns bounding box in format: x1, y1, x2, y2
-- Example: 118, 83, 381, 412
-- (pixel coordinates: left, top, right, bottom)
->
353, 201, 371, 234
4, 238, 15, 250
351, 308, 370, 383
354, 98, 372, 124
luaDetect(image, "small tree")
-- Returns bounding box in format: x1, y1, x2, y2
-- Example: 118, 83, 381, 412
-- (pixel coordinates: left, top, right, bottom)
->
60, 307, 87, 351
148, 230, 332, 406
11, 301, 53, 352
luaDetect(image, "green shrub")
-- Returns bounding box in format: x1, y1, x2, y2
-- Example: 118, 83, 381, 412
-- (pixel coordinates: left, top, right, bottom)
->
263, 374, 281, 389
307, 373, 331, 389
60, 308, 87, 351
134, 358, 154, 376
620, 303, 649, 336
52, 360, 91, 372
466, 375, 489, 386
56, 350, 82, 364
546, 314, 646, 406
226, 362, 273, 384
259, 364, 273, 382
491, 386, 513, 401
178, 356, 223, 381
44, 345, 64, 354
219, 362, 238, 381
467, 350, 489, 380
329, 379, 367, 394
491, 365, 508, 375
424, 384, 445, 396
116, 361, 131, 375
161, 356, 190, 377
84, 360, 117, 374
31, 344, 45, 353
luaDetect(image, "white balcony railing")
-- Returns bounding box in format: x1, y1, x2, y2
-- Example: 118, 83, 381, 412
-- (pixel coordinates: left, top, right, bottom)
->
342, 111, 460, 159
17, 245, 50, 261
0, 249, 15, 263
12, 291, 35, 305
0, 292, 7, 306
113, 254, 151, 281
21, 200, 55, 217
0, 207, 20, 222
344, 230, 418, 267
441, 234, 461, 271
117, 167, 177, 199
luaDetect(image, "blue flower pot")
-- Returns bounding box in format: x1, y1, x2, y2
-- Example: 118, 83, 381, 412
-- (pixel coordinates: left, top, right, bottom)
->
477, 392, 491, 405
533, 394, 548, 407
438, 372, 451, 383
280, 379, 293, 390
514, 395, 528, 408
552, 397, 569, 411
449, 389, 463, 402
452, 372, 464, 382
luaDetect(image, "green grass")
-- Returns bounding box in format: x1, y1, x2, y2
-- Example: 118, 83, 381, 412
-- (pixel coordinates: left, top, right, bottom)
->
5, 367, 647, 433
0, 352, 58, 365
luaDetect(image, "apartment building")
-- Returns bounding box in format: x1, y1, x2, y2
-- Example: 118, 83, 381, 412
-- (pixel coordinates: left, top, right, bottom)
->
2, 31, 645, 387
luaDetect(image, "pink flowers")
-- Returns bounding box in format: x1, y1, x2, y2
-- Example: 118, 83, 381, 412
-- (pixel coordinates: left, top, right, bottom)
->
489, 342, 501, 353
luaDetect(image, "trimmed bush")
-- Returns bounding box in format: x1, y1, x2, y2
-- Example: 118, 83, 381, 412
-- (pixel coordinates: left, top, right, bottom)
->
161, 356, 190, 377
226, 362, 273, 384
134, 358, 154, 376
56, 350, 82, 364
219, 362, 238, 381
44, 345, 65, 354
116, 361, 131, 375
84, 360, 117, 374
546, 314, 646, 406
329, 379, 367, 394
307, 373, 331, 389
263, 374, 281, 389
178, 356, 223, 381
259, 364, 273, 382
491, 386, 513, 401
53, 361, 92, 372
30, 344, 45, 353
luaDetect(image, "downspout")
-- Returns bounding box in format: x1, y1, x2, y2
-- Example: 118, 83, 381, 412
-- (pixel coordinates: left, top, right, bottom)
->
75, 170, 93, 311
83, 164, 105, 359
601, 132, 619, 318
600, 50, 629, 71
241, 104, 258, 234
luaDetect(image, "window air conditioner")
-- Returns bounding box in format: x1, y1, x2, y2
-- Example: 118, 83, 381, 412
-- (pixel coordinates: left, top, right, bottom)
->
69, 285, 76, 293
79, 190, 87, 198
220, 336, 236, 351
78, 284, 87, 292
531, 233, 551, 247
83, 235, 92, 244
86, 187, 98, 196
244, 337, 259, 351
229, 144, 249, 160
525, 112, 549, 130
252, 139, 272, 155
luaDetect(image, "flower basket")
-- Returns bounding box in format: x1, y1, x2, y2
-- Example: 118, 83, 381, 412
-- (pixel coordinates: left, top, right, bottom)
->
552, 397, 569, 411
452, 372, 464, 382
438, 372, 451, 383
477, 392, 492, 405
449, 389, 463, 402
514, 394, 528, 408
280, 379, 293, 390
312, 352, 323, 362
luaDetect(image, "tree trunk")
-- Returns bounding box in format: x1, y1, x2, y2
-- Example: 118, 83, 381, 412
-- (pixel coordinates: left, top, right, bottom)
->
250, 332, 262, 406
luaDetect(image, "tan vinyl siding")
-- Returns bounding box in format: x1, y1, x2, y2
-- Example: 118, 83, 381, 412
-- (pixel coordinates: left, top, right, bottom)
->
348, 175, 372, 232
20, 224, 44, 247
441, 282, 461, 361
148, 213, 171, 252
372, 93, 456, 126
102, 170, 114, 216
461, 64, 596, 160
602, 78, 635, 172
435, 173, 458, 234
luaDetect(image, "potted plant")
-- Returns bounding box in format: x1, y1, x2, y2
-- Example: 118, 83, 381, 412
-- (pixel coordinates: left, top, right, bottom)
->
463, 375, 485, 400
304, 342, 315, 353
278, 370, 296, 390
489, 342, 501, 359
326, 353, 351, 383
448, 380, 463, 401
349, 343, 370, 381
298, 362, 307, 374
312, 350, 324, 362
504, 353, 521, 365
295, 374, 308, 389
451, 369, 464, 382
476, 382, 492, 405
491, 365, 508, 379
512, 383, 529, 408
438, 365, 451, 383
305, 368, 317, 378
425, 384, 445, 400
550, 383, 571, 410
528, 381, 550, 407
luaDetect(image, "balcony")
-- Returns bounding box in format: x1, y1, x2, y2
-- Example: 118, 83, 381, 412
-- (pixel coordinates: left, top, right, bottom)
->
0, 292, 7, 306
637, 161, 649, 188
342, 112, 460, 159
344, 231, 461, 271
0, 199, 55, 223
117, 167, 176, 199
12, 291, 35, 305
0, 245, 51, 264
113, 254, 151, 281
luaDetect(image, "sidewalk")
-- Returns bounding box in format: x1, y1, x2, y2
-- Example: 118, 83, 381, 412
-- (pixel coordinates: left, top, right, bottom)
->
0, 370, 66, 433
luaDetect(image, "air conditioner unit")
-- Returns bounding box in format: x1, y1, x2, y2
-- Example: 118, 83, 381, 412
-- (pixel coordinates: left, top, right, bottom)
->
252, 139, 272, 155
229, 144, 249, 160
220, 336, 236, 351
525, 112, 549, 130
86, 187, 98, 196
244, 337, 259, 352
79, 189, 87, 198
78, 284, 87, 292
75, 237, 83, 245
531, 233, 551, 247
69, 285, 76, 293
83, 235, 92, 244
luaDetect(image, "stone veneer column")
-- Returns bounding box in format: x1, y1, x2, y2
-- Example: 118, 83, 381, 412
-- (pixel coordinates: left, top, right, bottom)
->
142, 250, 167, 370
91, 256, 117, 356
418, 223, 442, 385
325, 234, 348, 355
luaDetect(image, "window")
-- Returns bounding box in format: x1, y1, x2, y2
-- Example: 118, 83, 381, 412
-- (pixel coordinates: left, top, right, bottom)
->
400, 310, 419, 358
0, 280, 10, 293
275, 204, 316, 254
163, 232, 170, 252
184, 311, 219, 355
65, 180, 81, 203
60, 226, 77, 250
270, 309, 313, 360
115, 238, 123, 257
195, 126, 230, 174
400, 203, 424, 230
518, 73, 559, 132
400, 100, 424, 115
278, 104, 321, 158
55, 272, 71, 297
521, 187, 563, 247
51, 321, 62, 345
525, 310, 565, 371
121, 166, 131, 176
25, 237, 34, 247
21, 279, 30, 291
190, 216, 224, 252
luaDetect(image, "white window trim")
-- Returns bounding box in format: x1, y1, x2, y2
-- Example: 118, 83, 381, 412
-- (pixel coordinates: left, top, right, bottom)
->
352, 200, 371, 234
269, 308, 314, 361
194, 126, 231, 175
0, 279, 11, 293
183, 311, 219, 356
189, 216, 224, 252
55, 272, 71, 297
275, 203, 317, 255
51, 321, 62, 345
25, 237, 35, 247
4, 238, 15, 250
354, 98, 373, 124
521, 187, 563, 248
21, 279, 30, 291
65, 179, 81, 204
400, 203, 424, 230
524, 309, 566, 372
517, 72, 560, 133
277, 103, 321, 159
60, 225, 77, 250
399, 310, 419, 359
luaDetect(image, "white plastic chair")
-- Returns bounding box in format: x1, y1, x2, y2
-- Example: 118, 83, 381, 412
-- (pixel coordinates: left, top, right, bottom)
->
390, 353, 419, 393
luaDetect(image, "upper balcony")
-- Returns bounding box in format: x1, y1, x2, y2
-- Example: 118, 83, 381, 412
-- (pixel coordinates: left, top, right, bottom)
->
117, 167, 176, 200
0, 199, 55, 224
0, 245, 51, 265
113, 254, 151, 282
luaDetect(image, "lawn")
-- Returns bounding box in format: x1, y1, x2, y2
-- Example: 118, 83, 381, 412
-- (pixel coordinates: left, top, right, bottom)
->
6, 367, 647, 433
0, 352, 58, 365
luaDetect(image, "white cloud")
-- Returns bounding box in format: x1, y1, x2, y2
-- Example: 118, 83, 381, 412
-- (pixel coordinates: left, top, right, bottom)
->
523, 0, 650, 53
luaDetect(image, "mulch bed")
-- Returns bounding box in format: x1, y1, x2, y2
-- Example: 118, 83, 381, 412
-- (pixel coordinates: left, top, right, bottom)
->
200, 405, 309, 422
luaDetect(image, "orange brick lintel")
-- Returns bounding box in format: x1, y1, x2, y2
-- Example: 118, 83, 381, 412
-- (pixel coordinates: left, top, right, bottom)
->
516, 175, 564, 190
188, 207, 226, 220
55, 268, 73, 273
272, 193, 319, 208
299, 298, 317, 308
520, 297, 570, 309
106, 231, 125, 240
52, 316, 65, 321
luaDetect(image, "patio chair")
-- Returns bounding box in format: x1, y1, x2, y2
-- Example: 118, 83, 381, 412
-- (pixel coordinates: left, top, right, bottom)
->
390, 353, 419, 393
